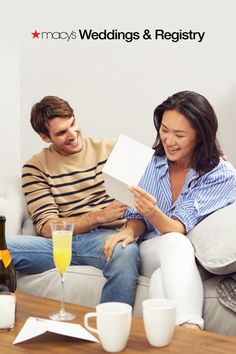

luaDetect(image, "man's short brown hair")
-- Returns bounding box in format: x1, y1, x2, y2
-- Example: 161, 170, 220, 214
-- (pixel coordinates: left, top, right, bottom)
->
30, 96, 74, 137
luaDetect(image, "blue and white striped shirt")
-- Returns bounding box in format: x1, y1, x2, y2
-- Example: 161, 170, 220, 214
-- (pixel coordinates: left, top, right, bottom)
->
125, 156, 236, 242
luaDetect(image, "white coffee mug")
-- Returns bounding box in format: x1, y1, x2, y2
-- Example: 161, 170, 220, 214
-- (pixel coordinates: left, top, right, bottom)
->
84, 302, 132, 353
142, 298, 176, 347
0, 292, 16, 332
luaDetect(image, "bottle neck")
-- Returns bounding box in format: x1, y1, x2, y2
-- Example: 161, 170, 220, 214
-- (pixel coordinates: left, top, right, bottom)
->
0, 218, 7, 250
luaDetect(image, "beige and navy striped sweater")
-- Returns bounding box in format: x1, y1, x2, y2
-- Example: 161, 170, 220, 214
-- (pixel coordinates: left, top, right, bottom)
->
22, 136, 124, 234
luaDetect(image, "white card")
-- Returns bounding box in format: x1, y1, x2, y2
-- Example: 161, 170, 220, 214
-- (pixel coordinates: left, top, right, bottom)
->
103, 134, 153, 208
13, 317, 99, 344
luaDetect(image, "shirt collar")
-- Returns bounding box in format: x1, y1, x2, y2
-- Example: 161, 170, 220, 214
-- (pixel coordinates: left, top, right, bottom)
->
154, 155, 200, 186
154, 155, 168, 168
154, 156, 169, 178
184, 168, 200, 188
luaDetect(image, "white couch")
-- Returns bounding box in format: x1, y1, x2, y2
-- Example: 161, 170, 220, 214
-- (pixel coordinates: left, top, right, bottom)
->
1, 175, 236, 335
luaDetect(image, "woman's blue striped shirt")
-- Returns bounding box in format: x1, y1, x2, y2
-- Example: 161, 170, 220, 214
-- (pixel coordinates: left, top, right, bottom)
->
125, 156, 236, 242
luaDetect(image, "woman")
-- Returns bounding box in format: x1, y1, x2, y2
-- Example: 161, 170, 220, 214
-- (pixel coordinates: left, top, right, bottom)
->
103, 91, 236, 329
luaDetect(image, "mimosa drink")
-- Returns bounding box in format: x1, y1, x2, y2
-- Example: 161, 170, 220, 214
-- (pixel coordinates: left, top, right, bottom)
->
52, 231, 72, 274
49, 221, 75, 321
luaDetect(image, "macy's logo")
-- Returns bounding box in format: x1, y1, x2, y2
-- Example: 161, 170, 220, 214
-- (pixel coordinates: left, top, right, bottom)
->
31, 30, 76, 41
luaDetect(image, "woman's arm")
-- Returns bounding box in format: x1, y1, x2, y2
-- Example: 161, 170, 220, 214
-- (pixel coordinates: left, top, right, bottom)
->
130, 186, 186, 235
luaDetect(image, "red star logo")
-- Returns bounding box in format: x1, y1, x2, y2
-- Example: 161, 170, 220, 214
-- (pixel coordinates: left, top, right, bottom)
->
31, 30, 40, 39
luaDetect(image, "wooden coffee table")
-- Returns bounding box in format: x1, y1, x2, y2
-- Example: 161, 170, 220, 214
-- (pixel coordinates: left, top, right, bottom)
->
1, 293, 236, 353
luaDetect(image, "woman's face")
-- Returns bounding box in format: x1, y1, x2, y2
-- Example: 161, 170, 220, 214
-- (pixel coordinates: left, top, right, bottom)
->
159, 109, 198, 168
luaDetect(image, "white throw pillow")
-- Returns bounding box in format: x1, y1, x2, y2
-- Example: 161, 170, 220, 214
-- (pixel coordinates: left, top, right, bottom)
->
188, 202, 236, 275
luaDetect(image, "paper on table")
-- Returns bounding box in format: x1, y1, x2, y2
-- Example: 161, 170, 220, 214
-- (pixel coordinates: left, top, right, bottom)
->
13, 317, 99, 344
103, 134, 153, 208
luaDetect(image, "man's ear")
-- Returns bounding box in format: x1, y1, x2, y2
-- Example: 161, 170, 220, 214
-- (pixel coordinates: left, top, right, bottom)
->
39, 133, 52, 143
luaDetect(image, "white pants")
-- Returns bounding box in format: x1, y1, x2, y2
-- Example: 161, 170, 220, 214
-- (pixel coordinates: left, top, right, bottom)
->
139, 232, 204, 328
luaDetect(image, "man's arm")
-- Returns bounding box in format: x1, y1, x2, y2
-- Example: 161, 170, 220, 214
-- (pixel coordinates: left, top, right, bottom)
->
41, 200, 127, 238
23, 137, 122, 238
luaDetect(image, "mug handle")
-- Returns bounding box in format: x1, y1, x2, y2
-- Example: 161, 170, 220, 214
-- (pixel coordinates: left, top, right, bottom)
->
84, 312, 98, 334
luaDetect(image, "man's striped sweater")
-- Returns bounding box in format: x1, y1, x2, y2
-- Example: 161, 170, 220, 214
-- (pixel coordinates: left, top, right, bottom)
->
22, 136, 124, 234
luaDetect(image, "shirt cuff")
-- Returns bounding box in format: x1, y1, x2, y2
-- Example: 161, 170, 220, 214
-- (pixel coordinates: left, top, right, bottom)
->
171, 206, 199, 234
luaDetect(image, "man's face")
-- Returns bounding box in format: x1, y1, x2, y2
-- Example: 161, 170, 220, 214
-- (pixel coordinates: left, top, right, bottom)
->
40, 116, 83, 155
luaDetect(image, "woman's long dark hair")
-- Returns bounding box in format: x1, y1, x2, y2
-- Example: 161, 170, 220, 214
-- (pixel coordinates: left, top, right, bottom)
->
153, 91, 222, 175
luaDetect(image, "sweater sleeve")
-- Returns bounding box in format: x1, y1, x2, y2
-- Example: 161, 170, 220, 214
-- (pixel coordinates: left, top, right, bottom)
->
22, 160, 59, 234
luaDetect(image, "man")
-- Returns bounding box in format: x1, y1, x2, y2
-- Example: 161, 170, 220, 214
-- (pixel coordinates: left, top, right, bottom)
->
7, 96, 140, 305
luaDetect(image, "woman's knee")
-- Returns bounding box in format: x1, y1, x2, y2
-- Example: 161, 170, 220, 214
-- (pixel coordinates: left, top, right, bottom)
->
156, 232, 194, 263
161, 232, 194, 251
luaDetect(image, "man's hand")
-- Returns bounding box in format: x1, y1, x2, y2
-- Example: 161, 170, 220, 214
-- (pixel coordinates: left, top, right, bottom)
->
130, 186, 157, 218
97, 200, 127, 224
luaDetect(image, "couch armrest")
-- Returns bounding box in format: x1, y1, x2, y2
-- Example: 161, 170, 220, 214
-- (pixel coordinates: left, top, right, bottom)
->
0, 174, 36, 235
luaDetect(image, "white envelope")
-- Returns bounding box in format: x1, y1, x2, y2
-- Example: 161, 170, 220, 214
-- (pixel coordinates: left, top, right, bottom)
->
103, 134, 153, 208
13, 317, 99, 344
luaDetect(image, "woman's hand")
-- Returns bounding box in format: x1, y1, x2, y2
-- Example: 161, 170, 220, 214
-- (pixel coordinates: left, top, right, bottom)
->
103, 230, 136, 260
130, 186, 157, 218
130, 186, 186, 235
103, 219, 146, 260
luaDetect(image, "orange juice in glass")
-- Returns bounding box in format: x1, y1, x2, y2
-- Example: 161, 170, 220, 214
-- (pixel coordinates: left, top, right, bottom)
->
50, 221, 76, 321
53, 230, 72, 274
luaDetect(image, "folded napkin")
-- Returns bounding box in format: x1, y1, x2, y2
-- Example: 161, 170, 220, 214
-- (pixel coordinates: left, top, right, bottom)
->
216, 273, 236, 313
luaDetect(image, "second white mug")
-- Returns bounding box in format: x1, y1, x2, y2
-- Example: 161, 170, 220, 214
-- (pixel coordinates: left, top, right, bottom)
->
84, 302, 132, 353
143, 298, 176, 347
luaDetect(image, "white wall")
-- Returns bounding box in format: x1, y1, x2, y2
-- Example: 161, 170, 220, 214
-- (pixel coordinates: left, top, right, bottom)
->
0, 2, 20, 176
2, 0, 236, 174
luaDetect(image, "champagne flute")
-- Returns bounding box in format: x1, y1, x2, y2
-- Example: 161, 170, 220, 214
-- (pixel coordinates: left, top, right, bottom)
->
49, 220, 76, 321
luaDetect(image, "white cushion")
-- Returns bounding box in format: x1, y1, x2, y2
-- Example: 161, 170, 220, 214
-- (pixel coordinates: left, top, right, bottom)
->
0, 175, 24, 235
0, 174, 36, 235
188, 202, 236, 275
